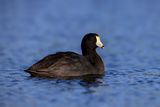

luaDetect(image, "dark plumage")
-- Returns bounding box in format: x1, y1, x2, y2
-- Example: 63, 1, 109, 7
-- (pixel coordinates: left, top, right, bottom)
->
24, 33, 104, 77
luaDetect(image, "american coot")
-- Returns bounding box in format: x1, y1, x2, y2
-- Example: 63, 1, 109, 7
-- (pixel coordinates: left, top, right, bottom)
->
24, 33, 104, 77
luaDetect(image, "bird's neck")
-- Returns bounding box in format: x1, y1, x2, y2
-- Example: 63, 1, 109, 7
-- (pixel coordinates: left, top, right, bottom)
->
82, 49, 104, 73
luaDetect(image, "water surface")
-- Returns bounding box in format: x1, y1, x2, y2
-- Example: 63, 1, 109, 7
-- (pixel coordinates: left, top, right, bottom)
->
1, 0, 160, 107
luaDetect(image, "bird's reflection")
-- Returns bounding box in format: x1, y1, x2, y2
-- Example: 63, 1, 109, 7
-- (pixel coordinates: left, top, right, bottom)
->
29, 74, 104, 85
28, 74, 105, 94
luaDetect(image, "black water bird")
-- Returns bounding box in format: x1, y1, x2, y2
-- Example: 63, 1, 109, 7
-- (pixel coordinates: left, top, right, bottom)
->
24, 33, 105, 78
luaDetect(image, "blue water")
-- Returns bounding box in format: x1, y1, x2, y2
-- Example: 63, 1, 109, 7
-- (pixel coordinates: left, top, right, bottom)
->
1, 0, 160, 107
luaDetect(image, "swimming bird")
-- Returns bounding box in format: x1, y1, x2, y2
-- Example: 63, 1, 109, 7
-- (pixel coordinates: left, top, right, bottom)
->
24, 33, 104, 77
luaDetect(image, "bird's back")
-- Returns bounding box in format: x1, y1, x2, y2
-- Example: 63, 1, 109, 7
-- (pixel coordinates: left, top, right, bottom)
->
24, 52, 96, 77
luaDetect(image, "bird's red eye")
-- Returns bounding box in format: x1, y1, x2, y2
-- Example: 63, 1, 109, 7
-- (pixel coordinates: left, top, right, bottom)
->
91, 38, 94, 40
